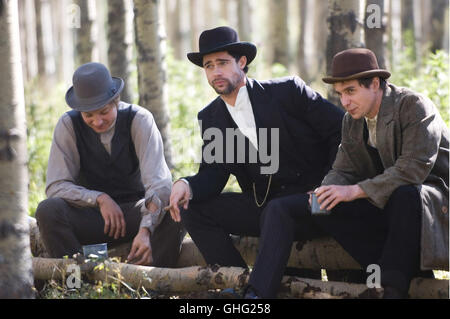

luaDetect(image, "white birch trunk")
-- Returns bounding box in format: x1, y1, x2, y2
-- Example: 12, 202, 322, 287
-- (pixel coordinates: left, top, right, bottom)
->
134, 0, 173, 168
0, 0, 34, 298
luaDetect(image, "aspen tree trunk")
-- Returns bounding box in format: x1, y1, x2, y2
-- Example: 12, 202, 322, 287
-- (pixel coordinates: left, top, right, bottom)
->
50, 0, 63, 82
313, 0, 328, 81
18, 0, 29, 83
326, 0, 362, 106
388, 0, 402, 71
39, 0, 56, 80
34, 0, 46, 76
203, 0, 213, 28
189, 0, 199, 51
165, 0, 183, 60
400, 0, 414, 39
412, 0, 423, 67
430, 0, 449, 52
0, 0, 34, 298
24, 0, 38, 80
365, 0, 386, 69
107, 0, 132, 103
220, 0, 229, 24
134, 0, 173, 168
268, 0, 289, 68
298, 0, 309, 82
94, 0, 108, 65
74, 0, 93, 66
237, 0, 252, 42
59, 0, 74, 85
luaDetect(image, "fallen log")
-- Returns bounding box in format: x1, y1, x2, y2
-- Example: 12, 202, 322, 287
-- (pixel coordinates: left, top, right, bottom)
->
177, 236, 361, 270
29, 216, 361, 270
28, 216, 49, 258
29, 216, 449, 272
32, 257, 449, 299
32, 257, 249, 293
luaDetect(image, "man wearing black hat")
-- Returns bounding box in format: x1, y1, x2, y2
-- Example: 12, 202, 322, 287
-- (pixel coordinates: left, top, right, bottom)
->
168, 26, 344, 298
35, 62, 184, 267
313, 48, 449, 298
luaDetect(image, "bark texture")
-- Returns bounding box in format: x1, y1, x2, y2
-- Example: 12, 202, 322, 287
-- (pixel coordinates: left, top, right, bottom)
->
74, 0, 93, 66
268, 0, 289, 67
107, 0, 132, 103
134, 0, 173, 168
0, 0, 34, 298
364, 0, 386, 69
326, 0, 362, 106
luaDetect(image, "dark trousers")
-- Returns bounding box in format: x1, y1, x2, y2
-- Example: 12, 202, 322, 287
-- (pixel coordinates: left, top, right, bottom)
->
181, 185, 422, 298
35, 197, 185, 267
181, 190, 326, 298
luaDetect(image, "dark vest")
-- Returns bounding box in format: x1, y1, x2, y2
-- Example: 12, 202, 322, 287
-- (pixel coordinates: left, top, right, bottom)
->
68, 105, 145, 204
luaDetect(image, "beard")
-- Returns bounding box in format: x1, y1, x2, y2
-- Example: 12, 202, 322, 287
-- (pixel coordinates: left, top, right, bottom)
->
211, 71, 244, 95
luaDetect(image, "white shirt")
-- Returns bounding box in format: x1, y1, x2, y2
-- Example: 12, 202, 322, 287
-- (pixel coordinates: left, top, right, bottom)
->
180, 85, 259, 199
365, 115, 378, 148
224, 85, 259, 150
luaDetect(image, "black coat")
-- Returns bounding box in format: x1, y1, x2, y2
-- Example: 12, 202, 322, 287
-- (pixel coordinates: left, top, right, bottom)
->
186, 76, 345, 202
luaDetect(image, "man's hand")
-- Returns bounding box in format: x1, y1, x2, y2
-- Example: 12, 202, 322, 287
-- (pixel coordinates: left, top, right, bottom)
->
168, 180, 190, 222
96, 193, 126, 239
314, 185, 367, 211
127, 228, 152, 266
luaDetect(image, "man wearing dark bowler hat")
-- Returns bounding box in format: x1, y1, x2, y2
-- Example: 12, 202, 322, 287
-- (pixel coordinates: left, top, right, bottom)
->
35, 62, 185, 267
313, 48, 449, 298
168, 26, 344, 298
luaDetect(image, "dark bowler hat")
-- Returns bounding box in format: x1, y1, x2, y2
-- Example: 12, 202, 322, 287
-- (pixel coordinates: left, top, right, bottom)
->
187, 26, 257, 67
65, 62, 124, 112
322, 48, 391, 84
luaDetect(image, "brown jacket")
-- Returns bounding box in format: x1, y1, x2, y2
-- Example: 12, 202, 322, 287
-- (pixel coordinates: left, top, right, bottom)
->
322, 84, 449, 270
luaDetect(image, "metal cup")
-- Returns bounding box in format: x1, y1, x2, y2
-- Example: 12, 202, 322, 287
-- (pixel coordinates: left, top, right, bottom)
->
311, 193, 331, 215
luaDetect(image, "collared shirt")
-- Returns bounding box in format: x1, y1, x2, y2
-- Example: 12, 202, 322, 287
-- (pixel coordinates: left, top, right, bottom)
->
181, 85, 258, 199
224, 85, 258, 150
45, 102, 172, 233
365, 115, 378, 148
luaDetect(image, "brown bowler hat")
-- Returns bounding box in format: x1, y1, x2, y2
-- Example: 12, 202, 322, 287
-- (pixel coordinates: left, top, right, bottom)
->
322, 48, 391, 84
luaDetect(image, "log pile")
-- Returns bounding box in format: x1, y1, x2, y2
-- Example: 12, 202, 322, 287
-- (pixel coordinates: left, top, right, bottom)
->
28, 217, 449, 298
32, 257, 449, 299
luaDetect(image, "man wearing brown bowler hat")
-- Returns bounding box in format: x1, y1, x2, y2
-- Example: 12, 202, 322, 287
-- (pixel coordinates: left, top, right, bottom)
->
35, 62, 185, 267
314, 48, 449, 298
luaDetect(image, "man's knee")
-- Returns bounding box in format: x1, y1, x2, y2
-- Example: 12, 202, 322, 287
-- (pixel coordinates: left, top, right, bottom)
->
35, 197, 67, 225
260, 198, 292, 226
388, 185, 420, 205
179, 203, 202, 227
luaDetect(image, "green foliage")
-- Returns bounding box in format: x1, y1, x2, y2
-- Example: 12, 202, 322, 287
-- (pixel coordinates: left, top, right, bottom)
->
25, 80, 68, 216
390, 36, 449, 125
166, 53, 206, 181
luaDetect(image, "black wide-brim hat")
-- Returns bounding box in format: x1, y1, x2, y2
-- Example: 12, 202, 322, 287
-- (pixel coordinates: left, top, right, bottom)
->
187, 26, 257, 67
323, 48, 391, 84
65, 62, 124, 112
